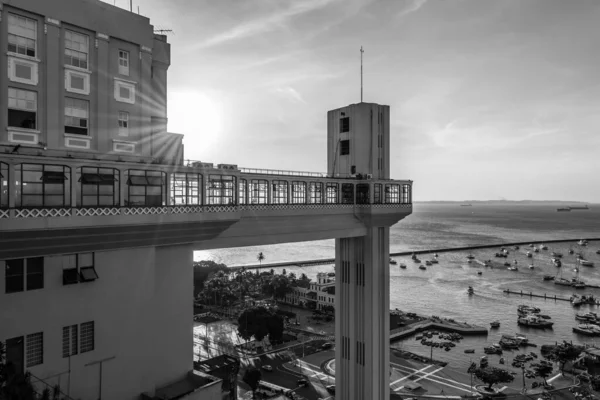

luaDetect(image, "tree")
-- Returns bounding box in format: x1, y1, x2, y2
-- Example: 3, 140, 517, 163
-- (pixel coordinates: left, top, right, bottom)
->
237, 305, 284, 342
545, 341, 581, 375
257, 252, 265, 270
242, 367, 262, 399
193, 260, 228, 296
262, 274, 293, 303
532, 361, 554, 386
296, 273, 311, 289
474, 367, 515, 391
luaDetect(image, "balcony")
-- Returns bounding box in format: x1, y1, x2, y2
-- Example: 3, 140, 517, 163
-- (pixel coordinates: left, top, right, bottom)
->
0, 155, 412, 259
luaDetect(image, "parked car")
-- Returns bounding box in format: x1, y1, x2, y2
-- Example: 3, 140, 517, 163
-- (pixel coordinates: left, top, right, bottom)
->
261, 365, 273, 372
297, 378, 308, 387
325, 385, 336, 394
322, 342, 334, 350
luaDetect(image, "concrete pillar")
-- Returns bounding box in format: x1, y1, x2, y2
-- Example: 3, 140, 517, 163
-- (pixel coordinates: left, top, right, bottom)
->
335, 226, 390, 400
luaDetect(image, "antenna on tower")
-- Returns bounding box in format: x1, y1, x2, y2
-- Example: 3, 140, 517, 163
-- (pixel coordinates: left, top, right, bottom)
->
360, 46, 364, 102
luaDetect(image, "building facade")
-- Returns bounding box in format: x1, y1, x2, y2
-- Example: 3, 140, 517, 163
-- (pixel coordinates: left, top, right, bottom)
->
283, 272, 336, 311
1, 2, 413, 399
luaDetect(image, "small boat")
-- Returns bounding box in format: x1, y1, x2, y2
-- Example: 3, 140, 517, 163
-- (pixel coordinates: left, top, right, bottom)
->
578, 240, 588, 246
508, 266, 518, 271
430, 258, 439, 264
575, 312, 598, 322
434, 253, 438, 257
526, 251, 532, 258
464, 349, 475, 354
467, 286, 474, 295
573, 324, 600, 336
571, 295, 584, 307
518, 315, 554, 328
541, 244, 548, 250
419, 265, 426, 270
389, 258, 397, 265
580, 260, 594, 267
529, 244, 534, 247
499, 357, 505, 364
513, 259, 518, 265
484, 344, 503, 355
480, 356, 489, 367
504, 262, 511, 267
477, 271, 483, 275
596, 250, 600, 255
518, 305, 540, 314
534, 247, 540, 253
513, 246, 520, 250
425, 260, 432, 266
467, 254, 475, 260
399, 264, 407, 269
551, 252, 563, 258
490, 321, 500, 328
569, 248, 574, 254
529, 264, 535, 270
557, 207, 571, 212
543, 275, 555, 281
554, 278, 572, 286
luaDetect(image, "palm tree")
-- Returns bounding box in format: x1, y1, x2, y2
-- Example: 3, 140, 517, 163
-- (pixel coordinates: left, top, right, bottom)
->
257, 252, 265, 271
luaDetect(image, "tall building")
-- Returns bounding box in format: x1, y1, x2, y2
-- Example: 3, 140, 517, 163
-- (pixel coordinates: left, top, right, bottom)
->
0, 1, 413, 399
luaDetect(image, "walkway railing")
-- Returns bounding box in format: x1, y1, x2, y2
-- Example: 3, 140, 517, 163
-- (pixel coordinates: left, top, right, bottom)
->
240, 167, 327, 178
0, 202, 411, 219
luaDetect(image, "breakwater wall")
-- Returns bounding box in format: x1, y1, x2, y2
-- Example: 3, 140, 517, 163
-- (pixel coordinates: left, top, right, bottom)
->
229, 237, 600, 270
390, 321, 488, 342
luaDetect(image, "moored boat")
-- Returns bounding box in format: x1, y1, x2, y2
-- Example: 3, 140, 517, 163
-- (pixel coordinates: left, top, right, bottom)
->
389, 258, 397, 265
399, 263, 407, 269
467, 286, 474, 295
490, 320, 500, 328
573, 324, 600, 336
484, 344, 503, 354
554, 278, 572, 286
425, 260, 432, 266
517, 315, 554, 328
580, 260, 594, 267
543, 275, 555, 281
419, 265, 426, 270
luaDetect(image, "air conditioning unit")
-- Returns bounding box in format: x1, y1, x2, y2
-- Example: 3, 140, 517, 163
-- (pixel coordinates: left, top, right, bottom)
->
191, 161, 213, 169
217, 164, 238, 170
366, 174, 373, 179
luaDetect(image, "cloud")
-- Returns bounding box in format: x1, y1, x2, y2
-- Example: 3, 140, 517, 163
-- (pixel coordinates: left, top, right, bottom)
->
274, 87, 306, 104
194, 0, 337, 49
397, 0, 427, 19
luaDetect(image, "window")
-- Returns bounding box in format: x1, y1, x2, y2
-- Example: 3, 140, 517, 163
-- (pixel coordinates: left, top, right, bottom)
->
385, 184, 400, 203
238, 179, 247, 205
292, 182, 306, 204
65, 70, 90, 95
5, 258, 44, 294
401, 184, 411, 204
341, 184, 354, 204
16, 164, 70, 207
78, 167, 119, 207
250, 179, 268, 204
80, 321, 95, 353
374, 184, 382, 204
26, 257, 44, 290
63, 255, 79, 285
206, 175, 235, 205
65, 30, 89, 69
126, 170, 165, 206
8, 88, 37, 129
171, 173, 201, 205
1, 162, 8, 209
114, 80, 135, 104
62, 325, 78, 358
118, 111, 129, 136
65, 98, 89, 135
26, 332, 43, 367
8, 13, 37, 57
308, 182, 323, 204
326, 183, 338, 204
340, 117, 350, 133
118, 50, 129, 75
271, 180, 289, 204
8, 57, 38, 86
356, 184, 370, 205
340, 140, 350, 156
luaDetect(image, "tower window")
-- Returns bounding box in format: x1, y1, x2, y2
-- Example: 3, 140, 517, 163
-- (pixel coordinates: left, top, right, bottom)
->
340, 117, 350, 133
340, 140, 350, 156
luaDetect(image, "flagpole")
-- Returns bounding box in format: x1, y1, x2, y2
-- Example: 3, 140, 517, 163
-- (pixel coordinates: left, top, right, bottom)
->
360, 46, 364, 102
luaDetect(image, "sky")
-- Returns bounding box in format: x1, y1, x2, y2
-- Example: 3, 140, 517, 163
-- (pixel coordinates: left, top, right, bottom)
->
107, 0, 600, 202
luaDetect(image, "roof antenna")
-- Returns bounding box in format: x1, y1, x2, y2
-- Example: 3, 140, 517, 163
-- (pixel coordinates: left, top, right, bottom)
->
360, 46, 364, 103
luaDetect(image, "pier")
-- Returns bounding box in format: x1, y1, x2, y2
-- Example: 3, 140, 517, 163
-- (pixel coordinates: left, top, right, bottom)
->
389, 318, 488, 342
503, 289, 572, 302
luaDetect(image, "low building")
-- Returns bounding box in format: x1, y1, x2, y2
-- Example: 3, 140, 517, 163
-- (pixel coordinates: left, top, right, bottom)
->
284, 272, 335, 311
194, 355, 240, 400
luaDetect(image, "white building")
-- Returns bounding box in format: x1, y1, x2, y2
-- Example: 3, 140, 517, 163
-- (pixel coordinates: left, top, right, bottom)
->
284, 272, 336, 311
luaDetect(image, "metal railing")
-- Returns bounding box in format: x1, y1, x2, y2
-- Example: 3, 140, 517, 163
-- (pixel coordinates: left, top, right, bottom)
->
240, 167, 327, 178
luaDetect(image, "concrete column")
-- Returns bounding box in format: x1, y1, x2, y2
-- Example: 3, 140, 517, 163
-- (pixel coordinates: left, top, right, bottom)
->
335, 226, 390, 400
95, 34, 110, 153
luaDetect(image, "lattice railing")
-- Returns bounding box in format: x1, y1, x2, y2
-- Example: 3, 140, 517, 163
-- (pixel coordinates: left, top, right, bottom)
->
75, 208, 121, 217
4, 203, 412, 219
15, 208, 72, 218
123, 207, 170, 215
